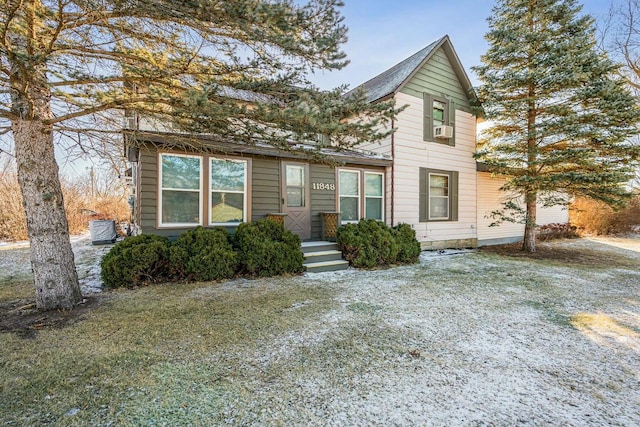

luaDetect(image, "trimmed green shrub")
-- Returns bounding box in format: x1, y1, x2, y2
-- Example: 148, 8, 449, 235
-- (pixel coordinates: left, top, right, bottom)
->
392, 223, 421, 264
100, 234, 171, 288
337, 219, 420, 268
234, 219, 304, 277
337, 219, 397, 268
169, 226, 237, 281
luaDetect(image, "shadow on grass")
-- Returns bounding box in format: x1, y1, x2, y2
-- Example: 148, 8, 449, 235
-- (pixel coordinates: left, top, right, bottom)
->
0, 295, 107, 338
480, 240, 639, 270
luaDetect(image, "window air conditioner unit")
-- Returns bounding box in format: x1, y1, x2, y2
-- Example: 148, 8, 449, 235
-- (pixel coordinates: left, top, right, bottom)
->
434, 125, 453, 139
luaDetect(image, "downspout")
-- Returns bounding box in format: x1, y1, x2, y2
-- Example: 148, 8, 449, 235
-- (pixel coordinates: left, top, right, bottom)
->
391, 118, 395, 226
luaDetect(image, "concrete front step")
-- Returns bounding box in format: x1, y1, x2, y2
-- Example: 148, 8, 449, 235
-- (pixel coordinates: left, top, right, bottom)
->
304, 259, 349, 273
301, 241, 348, 272
303, 249, 344, 264
301, 241, 340, 254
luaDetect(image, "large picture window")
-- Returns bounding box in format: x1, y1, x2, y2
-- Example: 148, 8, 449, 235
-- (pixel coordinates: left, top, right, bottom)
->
210, 158, 247, 225
159, 153, 202, 226
419, 168, 458, 222
339, 169, 384, 223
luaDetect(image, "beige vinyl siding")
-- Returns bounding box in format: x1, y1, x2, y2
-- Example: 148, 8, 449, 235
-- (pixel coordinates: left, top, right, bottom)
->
477, 172, 523, 244
537, 203, 569, 224
251, 158, 281, 221
477, 172, 570, 245
355, 132, 393, 157
391, 91, 477, 244
385, 165, 393, 227
400, 47, 472, 112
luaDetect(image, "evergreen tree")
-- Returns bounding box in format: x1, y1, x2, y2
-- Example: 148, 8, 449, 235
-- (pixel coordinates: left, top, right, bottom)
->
473, 0, 640, 252
0, 0, 398, 310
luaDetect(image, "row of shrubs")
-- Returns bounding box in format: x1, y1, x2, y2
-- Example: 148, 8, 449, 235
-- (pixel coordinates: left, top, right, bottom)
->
100, 219, 304, 288
337, 219, 421, 268
100, 218, 422, 288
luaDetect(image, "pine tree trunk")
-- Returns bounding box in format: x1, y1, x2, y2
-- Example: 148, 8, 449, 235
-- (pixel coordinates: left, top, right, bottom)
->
12, 120, 82, 311
8, 18, 83, 311
523, 190, 537, 253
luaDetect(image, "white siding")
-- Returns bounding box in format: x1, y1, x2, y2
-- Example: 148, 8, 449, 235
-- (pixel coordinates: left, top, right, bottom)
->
538, 203, 569, 224
391, 92, 478, 243
138, 115, 176, 133
477, 172, 523, 244
477, 172, 570, 245
356, 133, 393, 157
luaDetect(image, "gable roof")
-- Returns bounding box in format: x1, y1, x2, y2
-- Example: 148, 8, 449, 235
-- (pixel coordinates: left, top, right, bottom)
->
349, 35, 476, 104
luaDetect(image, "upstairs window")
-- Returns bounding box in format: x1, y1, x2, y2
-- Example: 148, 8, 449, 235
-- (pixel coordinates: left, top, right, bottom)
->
423, 93, 455, 146
433, 100, 446, 127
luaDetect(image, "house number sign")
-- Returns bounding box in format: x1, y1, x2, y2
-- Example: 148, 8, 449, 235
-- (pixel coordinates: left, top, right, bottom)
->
312, 182, 336, 191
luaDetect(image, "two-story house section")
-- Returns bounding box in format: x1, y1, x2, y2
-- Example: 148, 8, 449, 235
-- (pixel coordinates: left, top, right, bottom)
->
351, 35, 480, 249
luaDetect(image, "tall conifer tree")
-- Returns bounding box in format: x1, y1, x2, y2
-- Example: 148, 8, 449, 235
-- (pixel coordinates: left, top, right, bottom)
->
0, 0, 397, 310
473, 0, 640, 252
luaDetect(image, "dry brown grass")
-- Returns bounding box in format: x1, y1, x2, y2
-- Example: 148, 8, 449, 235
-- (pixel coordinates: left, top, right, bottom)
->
0, 163, 129, 241
570, 196, 640, 236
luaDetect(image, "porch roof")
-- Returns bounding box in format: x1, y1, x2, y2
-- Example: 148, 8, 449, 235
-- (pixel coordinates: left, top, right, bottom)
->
124, 130, 393, 167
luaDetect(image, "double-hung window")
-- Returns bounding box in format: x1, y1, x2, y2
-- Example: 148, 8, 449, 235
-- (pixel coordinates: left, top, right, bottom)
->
339, 170, 360, 222
210, 158, 247, 225
419, 168, 458, 222
423, 93, 455, 146
428, 173, 449, 220
433, 100, 446, 128
159, 153, 202, 226
339, 169, 384, 223
364, 172, 384, 221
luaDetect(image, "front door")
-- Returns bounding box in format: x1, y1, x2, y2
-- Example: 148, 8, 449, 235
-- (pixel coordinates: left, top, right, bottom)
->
281, 162, 311, 240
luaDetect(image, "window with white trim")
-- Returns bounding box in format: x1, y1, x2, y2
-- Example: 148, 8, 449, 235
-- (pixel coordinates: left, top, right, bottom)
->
339, 169, 385, 223
428, 173, 449, 220
419, 168, 458, 222
159, 153, 202, 226
364, 172, 384, 221
210, 158, 247, 225
339, 170, 360, 222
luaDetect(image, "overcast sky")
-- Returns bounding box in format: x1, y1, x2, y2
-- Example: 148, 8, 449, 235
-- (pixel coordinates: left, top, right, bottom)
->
309, 0, 616, 90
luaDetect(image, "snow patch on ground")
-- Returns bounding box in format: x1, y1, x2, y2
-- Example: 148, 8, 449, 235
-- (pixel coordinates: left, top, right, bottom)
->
2, 235, 640, 425
215, 238, 640, 425
0, 233, 113, 295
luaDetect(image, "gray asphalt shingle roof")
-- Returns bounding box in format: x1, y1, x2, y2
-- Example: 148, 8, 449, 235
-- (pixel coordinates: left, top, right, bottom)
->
348, 36, 446, 103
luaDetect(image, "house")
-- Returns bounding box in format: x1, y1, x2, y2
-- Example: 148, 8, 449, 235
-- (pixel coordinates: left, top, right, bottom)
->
125, 131, 390, 242
125, 35, 568, 250
350, 35, 567, 249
